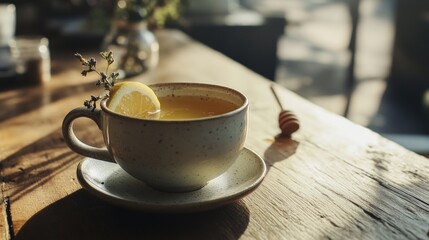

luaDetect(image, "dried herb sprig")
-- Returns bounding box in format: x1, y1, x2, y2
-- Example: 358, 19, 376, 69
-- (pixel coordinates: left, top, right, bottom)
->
74, 51, 120, 111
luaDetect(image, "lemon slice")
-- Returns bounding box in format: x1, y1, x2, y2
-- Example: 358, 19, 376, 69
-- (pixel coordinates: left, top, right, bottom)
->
107, 82, 160, 119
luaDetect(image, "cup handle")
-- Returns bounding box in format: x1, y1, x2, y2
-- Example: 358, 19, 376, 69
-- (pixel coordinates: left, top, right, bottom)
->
62, 107, 115, 163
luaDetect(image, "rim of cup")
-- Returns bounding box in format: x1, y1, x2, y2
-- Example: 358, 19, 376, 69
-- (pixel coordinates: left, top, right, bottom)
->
100, 82, 249, 122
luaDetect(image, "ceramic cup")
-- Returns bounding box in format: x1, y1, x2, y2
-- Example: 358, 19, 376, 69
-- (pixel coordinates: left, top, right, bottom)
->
62, 82, 248, 192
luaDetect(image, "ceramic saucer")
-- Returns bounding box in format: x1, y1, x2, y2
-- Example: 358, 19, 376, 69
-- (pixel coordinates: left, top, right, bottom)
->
76, 147, 266, 213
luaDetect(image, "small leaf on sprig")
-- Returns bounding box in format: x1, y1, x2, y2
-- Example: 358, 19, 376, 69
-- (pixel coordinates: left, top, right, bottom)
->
100, 51, 114, 65
84, 95, 101, 111
75, 51, 119, 111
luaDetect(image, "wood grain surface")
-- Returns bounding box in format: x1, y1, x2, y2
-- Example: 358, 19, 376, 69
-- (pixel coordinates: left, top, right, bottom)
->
1, 30, 429, 240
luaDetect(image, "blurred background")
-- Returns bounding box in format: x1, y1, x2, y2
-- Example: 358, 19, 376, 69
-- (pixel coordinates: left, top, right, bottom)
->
1, 0, 429, 154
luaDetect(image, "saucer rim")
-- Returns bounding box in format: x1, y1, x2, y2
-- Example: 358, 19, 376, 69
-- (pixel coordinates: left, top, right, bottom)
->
76, 147, 267, 213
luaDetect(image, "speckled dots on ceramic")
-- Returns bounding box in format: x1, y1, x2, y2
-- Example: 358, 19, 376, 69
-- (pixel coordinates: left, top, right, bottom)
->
62, 82, 248, 192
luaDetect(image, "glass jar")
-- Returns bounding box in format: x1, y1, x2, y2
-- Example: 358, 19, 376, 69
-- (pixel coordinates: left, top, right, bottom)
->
11, 36, 51, 84
102, 19, 159, 78
0, 4, 16, 79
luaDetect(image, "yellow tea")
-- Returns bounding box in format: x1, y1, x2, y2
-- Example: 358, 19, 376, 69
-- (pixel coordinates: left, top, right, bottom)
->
158, 95, 239, 120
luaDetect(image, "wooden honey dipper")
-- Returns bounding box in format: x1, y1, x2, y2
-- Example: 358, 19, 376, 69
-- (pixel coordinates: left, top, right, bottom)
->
270, 84, 300, 136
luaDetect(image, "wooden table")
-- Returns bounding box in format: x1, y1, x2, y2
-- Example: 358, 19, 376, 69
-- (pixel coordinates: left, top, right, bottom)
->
1, 30, 429, 240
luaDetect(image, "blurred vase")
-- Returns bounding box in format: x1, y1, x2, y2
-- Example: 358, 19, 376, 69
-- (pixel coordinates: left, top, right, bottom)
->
102, 19, 159, 78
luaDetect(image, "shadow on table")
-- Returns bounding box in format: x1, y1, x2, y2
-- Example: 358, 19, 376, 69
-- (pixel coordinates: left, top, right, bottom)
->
263, 136, 299, 172
1, 126, 103, 203
0, 80, 97, 123
16, 189, 250, 240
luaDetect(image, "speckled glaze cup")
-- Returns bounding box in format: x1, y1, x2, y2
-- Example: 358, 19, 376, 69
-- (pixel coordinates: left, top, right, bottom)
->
62, 82, 248, 192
